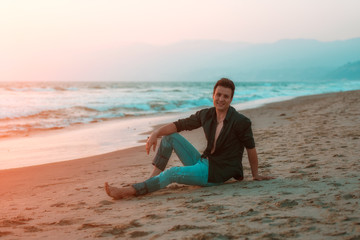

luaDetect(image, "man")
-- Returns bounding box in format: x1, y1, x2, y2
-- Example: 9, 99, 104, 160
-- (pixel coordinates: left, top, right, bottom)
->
105, 78, 273, 199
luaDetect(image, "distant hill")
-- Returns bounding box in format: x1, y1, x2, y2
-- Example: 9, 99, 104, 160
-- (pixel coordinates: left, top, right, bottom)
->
325, 61, 360, 80
80, 38, 360, 82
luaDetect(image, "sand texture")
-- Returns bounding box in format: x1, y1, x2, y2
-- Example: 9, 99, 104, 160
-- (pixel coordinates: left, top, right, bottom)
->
1, 90, 360, 239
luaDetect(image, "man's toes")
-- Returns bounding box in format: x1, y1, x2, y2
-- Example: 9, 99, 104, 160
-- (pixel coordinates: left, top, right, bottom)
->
104, 182, 111, 195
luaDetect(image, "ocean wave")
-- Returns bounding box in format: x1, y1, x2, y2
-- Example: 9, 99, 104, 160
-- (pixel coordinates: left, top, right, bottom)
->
0, 97, 214, 138
0, 123, 66, 138
2, 86, 79, 92
0, 106, 101, 121
2, 80, 360, 138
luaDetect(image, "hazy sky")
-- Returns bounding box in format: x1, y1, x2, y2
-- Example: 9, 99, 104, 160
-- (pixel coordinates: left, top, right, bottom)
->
1, 0, 360, 81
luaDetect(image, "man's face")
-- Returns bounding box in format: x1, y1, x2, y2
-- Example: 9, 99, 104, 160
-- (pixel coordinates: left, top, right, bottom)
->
213, 86, 233, 112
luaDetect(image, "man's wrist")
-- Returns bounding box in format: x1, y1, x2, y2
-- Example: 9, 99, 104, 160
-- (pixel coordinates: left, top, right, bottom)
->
151, 130, 159, 138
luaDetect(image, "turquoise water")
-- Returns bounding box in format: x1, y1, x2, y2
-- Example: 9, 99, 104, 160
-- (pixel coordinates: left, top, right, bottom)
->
1, 79, 360, 138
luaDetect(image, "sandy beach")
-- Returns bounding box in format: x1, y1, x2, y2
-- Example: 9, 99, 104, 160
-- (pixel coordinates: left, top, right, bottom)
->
1, 90, 359, 239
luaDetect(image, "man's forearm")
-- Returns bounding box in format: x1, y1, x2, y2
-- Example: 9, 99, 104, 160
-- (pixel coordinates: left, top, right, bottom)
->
146, 123, 177, 154
246, 147, 259, 178
246, 147, 275, 181
153, 123, 177, 138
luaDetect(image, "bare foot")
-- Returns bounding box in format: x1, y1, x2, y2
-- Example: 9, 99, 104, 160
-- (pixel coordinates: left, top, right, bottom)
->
104, 182, 136, 200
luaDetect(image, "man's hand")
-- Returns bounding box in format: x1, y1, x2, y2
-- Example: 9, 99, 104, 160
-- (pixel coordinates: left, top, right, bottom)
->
253, 174, 275, 181
146, 132, 158, 155
246, 148, 275, 181
145, 123, 177, 155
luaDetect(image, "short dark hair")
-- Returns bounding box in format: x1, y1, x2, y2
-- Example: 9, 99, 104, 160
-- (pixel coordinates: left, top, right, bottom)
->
213, 78, 235, 98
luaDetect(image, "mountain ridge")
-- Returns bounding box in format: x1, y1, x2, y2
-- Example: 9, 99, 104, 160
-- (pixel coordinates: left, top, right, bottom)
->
82, 38, 360, 81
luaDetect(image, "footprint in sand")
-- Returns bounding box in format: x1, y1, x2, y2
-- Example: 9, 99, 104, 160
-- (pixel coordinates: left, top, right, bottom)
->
68, 201, 88, 210
50, 202, 66, 208
342, 193, 356, 200
185, 198, 204, 203
241, 208, 259, 217
128, 231, 152, 238
202, 204, 226, 213
25, 207, 38, 210
168, 224, 209, 231
23, 226, 43, 233
41, 218, 82, 227
200, 192, 221, 197
0, 216, 33, 227
97, 226, 125, 237
56, 219, 78, 226
305, 163, 317, 168
78, 223, 112, 230
98, 200, 114, 206
0, 231, 13, 237
75, 187, 89, 191
144, 214, 163, 220
275, 199, 299, 208
96, 220, 142, 238
184, 232, 234, 240
86, 200, 114, 213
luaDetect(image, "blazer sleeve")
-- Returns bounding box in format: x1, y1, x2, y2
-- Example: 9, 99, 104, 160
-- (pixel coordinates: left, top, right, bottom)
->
173, 110, 203, 132
235, 117, 255, 149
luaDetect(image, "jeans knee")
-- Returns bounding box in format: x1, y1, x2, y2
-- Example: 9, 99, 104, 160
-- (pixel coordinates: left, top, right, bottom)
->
162, 133, 179, 143
163, 166, 181, 181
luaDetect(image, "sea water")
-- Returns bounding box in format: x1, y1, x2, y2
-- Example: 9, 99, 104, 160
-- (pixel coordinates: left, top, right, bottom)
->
1, 79, 360, 138
1, 79, 360, 169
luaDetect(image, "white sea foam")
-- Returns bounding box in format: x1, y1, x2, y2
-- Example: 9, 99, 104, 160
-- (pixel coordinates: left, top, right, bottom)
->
1, 79, 360, 169
1, 80, 360, 138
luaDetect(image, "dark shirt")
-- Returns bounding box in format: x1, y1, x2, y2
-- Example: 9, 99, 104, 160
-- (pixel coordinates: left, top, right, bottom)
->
173, 106, 255, 183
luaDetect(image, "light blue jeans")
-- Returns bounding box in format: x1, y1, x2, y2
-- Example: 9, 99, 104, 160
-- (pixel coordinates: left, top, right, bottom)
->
132, 133, 219, 196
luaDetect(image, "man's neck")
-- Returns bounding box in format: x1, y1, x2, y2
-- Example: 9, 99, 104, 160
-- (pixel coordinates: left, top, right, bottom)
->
216, 108, 229, 123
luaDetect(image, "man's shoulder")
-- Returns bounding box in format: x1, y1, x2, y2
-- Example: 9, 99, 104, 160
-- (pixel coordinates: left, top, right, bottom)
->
229, 106, 251, 123
196, 107, 215, 116
200, 106, 215, 112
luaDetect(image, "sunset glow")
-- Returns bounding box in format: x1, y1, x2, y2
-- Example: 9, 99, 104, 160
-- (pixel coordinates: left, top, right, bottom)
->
1, 0, 360, 82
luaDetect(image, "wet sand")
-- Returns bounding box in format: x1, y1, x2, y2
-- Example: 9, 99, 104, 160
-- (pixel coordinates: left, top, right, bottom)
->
1, 90, 359, 239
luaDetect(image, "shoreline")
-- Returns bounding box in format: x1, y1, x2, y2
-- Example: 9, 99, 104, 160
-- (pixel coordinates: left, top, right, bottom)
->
1, 90, 359, 239
0, 90, 354, 173
0, 95, 294, 170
